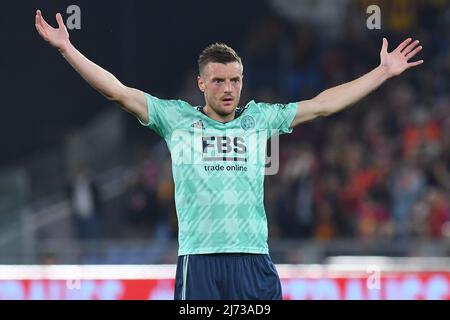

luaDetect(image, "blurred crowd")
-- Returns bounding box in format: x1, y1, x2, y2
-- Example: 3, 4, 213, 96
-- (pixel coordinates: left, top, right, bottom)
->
76, 0, 450, 245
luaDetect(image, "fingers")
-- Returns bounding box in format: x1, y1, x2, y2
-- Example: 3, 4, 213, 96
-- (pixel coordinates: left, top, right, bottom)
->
36, 23, 47, 40
381, 38, 388, 53
56, 13, 65, 29
402, 40, 420, 55
407, 60, 424, 68
36, 9, 44, 26
35, 9, 42, 28
35, 10, 48, 39
395, 38, 412, 53
406, 45, 423, 60
36, 9, 52, 30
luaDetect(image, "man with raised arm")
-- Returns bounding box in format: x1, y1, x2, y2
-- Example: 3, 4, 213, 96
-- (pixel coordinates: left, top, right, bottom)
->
35, 9, 423, 300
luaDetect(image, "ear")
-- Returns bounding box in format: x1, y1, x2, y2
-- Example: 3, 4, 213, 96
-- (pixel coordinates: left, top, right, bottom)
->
197, 75, 205, 93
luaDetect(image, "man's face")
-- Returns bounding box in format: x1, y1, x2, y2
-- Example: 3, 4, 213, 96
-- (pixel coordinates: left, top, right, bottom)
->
198, 62, 243, 119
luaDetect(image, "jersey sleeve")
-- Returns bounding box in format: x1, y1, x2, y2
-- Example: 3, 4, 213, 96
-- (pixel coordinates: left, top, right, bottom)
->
138, 93, 183, 139
256, 102, 298, 136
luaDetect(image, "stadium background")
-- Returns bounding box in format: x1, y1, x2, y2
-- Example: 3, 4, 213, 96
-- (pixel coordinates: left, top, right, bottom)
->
0, 0, 449, 299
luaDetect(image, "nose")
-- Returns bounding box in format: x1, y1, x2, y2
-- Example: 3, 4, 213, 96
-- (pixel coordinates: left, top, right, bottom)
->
224, 80, 232, 93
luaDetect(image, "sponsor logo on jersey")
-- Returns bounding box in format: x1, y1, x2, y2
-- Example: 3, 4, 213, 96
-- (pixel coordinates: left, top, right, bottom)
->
202, 136, 247, 162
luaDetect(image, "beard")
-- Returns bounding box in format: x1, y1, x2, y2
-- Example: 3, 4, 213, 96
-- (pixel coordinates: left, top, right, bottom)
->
209, 97, 240, 116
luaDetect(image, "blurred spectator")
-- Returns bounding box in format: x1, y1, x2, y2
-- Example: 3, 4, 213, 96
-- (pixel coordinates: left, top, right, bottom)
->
67, 167, 102, 239
402, 108, 442, 158
313, 201, 337, 241
426, 189, 450, 238
389, 160, 426, 237
39, 252, 59, 265
124, 173, 159, 238
356, 195, 391, 239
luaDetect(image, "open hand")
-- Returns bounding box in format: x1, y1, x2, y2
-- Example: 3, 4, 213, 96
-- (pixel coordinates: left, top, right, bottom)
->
35, 10, 70, 52
380, 38, 423, 78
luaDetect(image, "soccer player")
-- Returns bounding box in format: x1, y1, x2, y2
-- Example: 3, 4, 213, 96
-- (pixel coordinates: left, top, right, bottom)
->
35, 10, 423, 300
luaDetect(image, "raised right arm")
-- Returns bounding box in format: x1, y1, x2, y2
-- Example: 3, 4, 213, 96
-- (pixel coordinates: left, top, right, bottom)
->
35, 10, 148, 123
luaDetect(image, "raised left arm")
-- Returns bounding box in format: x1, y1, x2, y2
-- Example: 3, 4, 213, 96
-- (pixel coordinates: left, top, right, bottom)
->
291, 38, 423, 127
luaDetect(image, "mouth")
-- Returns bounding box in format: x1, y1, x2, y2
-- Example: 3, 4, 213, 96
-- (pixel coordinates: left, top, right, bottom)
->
221, 97, 234, 105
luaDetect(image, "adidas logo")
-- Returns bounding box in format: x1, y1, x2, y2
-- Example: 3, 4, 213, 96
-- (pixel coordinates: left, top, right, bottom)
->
191, 120, 204, 129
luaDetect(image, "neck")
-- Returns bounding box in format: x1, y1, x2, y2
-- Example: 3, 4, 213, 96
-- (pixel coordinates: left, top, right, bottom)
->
203, 105, 235, 123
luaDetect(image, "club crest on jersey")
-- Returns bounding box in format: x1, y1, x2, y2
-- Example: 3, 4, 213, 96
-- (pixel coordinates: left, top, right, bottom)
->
241, 115, 255, 131
191, 120, 204, 129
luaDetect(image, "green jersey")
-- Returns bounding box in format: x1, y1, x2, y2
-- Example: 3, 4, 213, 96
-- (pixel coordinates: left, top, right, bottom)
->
139, 93, 297, 255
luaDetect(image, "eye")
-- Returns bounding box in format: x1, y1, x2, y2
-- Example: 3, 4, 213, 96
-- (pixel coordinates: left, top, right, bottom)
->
232, 79, 240, 84
213, 79, 223, 84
